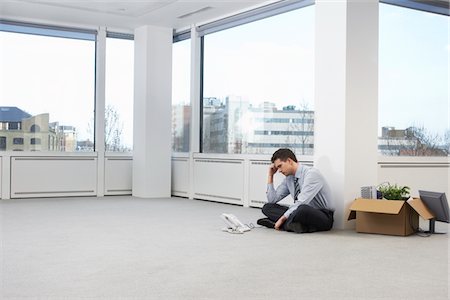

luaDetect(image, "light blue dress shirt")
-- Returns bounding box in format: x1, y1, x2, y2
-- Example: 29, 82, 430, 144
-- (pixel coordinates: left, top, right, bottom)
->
266, 164, 335, 218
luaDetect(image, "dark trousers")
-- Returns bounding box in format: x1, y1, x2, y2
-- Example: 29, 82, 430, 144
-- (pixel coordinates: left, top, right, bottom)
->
262, 203, 334, 233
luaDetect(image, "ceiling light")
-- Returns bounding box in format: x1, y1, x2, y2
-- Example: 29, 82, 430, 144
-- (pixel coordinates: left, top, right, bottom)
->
177, 6, 213, 19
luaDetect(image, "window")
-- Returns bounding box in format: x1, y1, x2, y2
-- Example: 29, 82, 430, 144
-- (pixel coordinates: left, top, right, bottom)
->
201, 5, 315, 155
379, 4, 449, 156
0, 22, 96, 152
30, 138, 41, 145
8, 122, 19, 130
0, 137, 6, 150
30, 124, 40, 132
105, 34, 134, 152
13, 137, 24, 145
172, 38, 191, 152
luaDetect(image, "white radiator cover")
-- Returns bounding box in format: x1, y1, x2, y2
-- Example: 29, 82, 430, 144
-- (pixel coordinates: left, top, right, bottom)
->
193, 158, 244, 205
171, 157, 189, 197
104, 157, 132, 195
248, 160, 272, 207
0, 157, 2, 198
11, 156, 97, 198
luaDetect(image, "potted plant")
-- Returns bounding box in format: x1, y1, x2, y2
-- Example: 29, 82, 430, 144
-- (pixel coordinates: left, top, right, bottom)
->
378, 182, 410, 200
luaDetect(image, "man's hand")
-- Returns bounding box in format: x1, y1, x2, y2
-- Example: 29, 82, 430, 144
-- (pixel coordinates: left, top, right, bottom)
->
268, 164, 277, 184
275, 215, 287, 230
268, 163, 277, 176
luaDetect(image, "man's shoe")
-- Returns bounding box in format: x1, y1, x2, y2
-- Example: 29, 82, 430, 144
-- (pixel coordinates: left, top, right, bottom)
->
257, 218, 275, 229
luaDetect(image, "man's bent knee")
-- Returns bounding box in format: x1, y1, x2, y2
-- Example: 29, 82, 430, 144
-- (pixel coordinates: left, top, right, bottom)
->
262, 203, 275, 216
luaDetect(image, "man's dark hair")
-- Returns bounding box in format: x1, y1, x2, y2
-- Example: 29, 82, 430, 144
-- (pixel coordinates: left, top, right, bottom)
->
271, 148, 298, 163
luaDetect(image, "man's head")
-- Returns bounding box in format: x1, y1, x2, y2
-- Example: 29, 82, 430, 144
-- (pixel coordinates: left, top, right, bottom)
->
271, 148, 298, 176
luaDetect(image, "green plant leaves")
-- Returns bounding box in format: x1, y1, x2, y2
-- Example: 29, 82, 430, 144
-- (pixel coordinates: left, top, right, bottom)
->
378, 182, 410, 200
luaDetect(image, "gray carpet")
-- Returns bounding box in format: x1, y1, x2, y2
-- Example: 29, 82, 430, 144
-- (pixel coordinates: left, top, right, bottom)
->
1, 196, 448, 300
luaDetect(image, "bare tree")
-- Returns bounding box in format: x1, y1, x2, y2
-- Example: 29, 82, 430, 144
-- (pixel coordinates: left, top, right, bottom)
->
442, 129, 450, 155
404, 126, 447, 156
104, 105, 125, 151
285, 102, 314, 155
87, 105, 126, 152
382, 125, 448, 156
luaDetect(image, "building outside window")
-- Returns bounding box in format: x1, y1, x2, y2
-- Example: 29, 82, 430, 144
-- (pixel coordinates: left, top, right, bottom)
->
201, 5, 315, 155
172, 38, 191, 152
379, 4, 449, 156
105, 34, 134, 152
0, 23, 96, 152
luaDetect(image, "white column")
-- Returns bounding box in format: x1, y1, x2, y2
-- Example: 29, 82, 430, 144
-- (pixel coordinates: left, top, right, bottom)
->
95, 26, 106, 197
314, 0, 379, 229
133, 25, 173, 198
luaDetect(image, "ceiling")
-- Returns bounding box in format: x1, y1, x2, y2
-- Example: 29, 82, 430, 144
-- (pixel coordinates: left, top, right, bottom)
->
0, 0, 278, 32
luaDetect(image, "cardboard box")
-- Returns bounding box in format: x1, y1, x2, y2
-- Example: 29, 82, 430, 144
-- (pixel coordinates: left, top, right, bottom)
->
348, 198, 434, 236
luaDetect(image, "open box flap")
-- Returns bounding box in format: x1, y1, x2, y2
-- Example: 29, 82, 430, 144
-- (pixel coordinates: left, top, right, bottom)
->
348, 198, 404, 217
407, 197, 435, 220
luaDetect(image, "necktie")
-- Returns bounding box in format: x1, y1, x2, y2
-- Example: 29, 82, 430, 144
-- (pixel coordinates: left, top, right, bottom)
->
294, 177, 300, 202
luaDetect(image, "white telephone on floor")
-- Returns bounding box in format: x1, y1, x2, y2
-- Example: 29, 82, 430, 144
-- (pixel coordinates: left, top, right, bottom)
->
221, 213, 251, 233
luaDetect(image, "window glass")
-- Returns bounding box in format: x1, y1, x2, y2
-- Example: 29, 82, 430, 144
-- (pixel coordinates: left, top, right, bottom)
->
30, 138, 41, 145
105, 36, 134, 152
172, 39, 191, 152
379, 4, 449, 156
13, 137, 24, 145
0, 27, 96, 152
202, 6, 315, 155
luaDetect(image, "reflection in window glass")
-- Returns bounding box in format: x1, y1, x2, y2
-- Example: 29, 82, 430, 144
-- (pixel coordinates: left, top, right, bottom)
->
105, 36, 134, 152
0, 29, 95, 152
172, 39, 191, 152
202, 6, 315, 155
379, 4, 449, 156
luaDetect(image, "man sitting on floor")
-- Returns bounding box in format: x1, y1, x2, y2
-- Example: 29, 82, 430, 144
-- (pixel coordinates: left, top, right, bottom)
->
257, 148, 335, 233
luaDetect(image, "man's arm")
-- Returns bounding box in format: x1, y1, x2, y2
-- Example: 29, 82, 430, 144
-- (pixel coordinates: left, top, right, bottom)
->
266, 164, 290, 230
266, 164, 289, 203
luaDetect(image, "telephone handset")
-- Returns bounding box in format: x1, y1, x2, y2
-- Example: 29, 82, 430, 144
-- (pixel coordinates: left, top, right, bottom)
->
221, 213, 251, 233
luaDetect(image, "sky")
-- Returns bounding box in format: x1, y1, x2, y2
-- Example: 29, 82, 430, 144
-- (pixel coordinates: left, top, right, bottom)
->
1, 3, 449, 150
105, 38, 134, 149
378, 4, 449, 136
